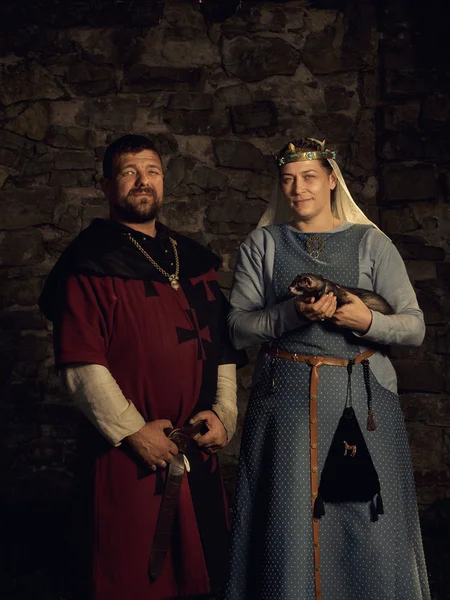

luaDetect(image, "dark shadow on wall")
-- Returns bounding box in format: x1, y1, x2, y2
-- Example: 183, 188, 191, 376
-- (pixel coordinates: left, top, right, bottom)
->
0, 502, 73, 600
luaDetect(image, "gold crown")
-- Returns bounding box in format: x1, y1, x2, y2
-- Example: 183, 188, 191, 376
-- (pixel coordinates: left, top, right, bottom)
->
275, 139, 336, 167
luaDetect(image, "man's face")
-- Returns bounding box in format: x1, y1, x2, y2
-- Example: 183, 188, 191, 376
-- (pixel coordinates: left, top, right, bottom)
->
103, 149, 164, 223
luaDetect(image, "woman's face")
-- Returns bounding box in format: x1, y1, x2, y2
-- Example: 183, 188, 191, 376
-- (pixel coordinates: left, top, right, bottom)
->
280, 160, 336, 223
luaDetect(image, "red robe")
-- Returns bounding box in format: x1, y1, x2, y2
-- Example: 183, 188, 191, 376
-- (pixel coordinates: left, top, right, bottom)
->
40, 219, 245, 600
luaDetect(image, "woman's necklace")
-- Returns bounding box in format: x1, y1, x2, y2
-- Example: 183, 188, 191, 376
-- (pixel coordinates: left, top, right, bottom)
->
126, 233, 180, 290
305, 217, 336, 260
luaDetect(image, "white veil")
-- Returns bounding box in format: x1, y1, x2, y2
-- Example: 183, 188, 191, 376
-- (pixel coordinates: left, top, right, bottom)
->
256, 156, 379, 230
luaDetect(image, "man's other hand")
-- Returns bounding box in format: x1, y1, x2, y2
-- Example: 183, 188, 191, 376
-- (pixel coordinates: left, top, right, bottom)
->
190, 410, 227, 453
125, 420, 178, 471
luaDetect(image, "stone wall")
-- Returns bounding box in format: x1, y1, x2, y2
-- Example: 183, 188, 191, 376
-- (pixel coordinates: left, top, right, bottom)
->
0, 0, 448, 597
377, 2, 450, 595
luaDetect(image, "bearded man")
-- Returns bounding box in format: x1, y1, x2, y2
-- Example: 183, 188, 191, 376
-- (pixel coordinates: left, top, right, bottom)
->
39, 135, 245, 600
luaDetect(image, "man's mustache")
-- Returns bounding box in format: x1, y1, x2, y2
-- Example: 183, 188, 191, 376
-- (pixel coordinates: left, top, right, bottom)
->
128, 187, 155, 197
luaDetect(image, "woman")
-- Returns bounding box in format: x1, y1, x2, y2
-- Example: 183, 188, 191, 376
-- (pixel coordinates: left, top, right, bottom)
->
225, 139, 430, 600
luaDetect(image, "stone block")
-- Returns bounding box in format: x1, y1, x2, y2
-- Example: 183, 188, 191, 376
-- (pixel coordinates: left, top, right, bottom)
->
187, 166, 228, 192
383, 103, 421, 131
13, 332, 53, 365
162, 109, 229, 136
210, 222, 255, 237
4, 103, 49, 141
312, 113, 355, 143
381, 163, 438, 202
361, 176, 378, 205
437, 263, 450, 280
221, 36, 300, 82
45, 0, 163, 29
405, 260, 437, 282
214, 83, 252, 107
0, 275, 44, 310
76, 98, 139, 131
380, 207, 419, 234
123, 65, 204, 93
401, 393, 450, 426
50, 170, 96, 187
162, 27, 219, 68
22, 152, 55, 178
341, 3, 377, 70
65, 61, 117, 97
382, 70, 436, 98
161, 155, 193, 196
422, 94, 450, 124
213, 139, 265, 171
207, 192, 266, 225
406, 422, 444, 471
380, 40, 415, 71
161, 201, 205, 234
227, 171, 275, 203
433, 327, 450, 356
393, 358, 445, 393
0, 129, 38, 170
53, 195, 86, 234
303, 27, 341, 75
167, 93, 214, 111
164, 1, 205, 29
82, 202, 109, 226
415, 288, 446, 324
325, 86, 352, 112
0, 167, 9, 188
0, 308, 46, 331
380, 131, 450, 161
53, 149, 96, 171
0, 187, 56, 230
0, 60, 65, 106
359, 71, 377, 108
355, 110, 376, 171
392, 234, 446, 261
230, 101, 277, 134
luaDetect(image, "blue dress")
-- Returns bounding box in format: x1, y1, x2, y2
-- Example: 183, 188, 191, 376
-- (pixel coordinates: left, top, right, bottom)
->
225, 224, 430, 600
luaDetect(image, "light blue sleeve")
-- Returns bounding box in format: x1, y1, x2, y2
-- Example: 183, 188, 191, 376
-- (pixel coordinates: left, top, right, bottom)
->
356, 228, 425, 347
228, 228, 308, 350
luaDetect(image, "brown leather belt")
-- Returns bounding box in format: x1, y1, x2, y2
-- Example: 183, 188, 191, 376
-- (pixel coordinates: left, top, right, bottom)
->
149, 420, 204, 581
266, 347, 375, 600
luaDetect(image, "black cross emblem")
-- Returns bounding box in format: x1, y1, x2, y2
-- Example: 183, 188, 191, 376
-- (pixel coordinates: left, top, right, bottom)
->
176, 309, 211, 360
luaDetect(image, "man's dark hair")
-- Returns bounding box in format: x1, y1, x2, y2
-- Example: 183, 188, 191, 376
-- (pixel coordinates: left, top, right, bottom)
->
102, 135, 162, 179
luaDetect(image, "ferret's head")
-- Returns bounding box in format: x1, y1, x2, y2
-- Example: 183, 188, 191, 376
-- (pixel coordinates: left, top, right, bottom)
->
289, 273, 326, 298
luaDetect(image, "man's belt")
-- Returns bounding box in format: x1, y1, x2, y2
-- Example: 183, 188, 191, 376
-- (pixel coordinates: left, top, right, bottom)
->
266, 347, 375, 600
149, 420, 204, 581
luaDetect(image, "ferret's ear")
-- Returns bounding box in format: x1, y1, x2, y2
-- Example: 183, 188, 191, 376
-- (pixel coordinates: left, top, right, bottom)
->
304, 276, 313, 287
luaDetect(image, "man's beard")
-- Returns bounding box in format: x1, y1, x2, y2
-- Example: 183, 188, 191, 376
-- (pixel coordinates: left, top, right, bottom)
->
114, 188, 161, 223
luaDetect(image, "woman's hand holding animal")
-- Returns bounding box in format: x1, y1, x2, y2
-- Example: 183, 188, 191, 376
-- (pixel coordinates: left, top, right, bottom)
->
190, 410, 227, 453
330, 291, 373, 333
294, 292, 337, 322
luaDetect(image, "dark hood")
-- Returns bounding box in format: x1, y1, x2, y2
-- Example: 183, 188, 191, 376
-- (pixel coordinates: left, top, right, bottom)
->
39, 218, 221, 321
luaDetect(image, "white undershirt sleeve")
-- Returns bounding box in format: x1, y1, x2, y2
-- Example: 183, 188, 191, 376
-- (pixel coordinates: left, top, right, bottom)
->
61, 364, 146, 446
212, 363, 238, 442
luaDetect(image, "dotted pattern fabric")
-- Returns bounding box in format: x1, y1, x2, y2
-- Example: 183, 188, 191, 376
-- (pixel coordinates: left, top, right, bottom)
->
225, 224, 430, 600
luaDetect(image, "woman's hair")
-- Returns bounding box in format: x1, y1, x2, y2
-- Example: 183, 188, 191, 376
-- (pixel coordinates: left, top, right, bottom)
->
277, 138, 333, 174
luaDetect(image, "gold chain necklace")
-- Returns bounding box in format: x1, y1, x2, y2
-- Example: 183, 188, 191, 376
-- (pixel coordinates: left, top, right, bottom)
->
126, 233, 180, 290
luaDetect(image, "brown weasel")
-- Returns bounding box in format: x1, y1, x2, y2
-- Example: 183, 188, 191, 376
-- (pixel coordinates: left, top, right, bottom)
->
289, 273, 394, 315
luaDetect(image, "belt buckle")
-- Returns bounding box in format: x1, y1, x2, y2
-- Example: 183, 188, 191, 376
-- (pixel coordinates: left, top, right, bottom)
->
293, 353, 298, 362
